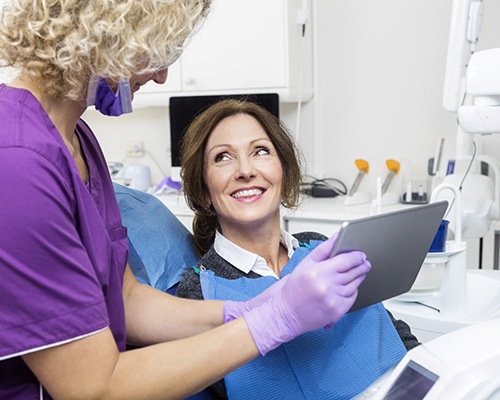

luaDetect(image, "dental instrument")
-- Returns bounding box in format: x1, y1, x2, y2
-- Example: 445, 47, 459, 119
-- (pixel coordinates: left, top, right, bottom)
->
381, 159, 400, 195
348, 159, 369, 196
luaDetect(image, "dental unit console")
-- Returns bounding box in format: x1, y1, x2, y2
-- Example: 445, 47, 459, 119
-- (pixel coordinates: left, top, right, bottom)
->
355, 318, 500, 399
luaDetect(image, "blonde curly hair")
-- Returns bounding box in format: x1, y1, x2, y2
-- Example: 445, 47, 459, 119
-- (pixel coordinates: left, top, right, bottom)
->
0, 0, 210, 100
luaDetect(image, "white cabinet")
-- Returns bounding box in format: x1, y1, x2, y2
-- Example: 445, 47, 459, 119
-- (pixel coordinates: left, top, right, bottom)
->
132, 62, 183, 108
133, 0, 313, 108
282, 196, 381, 237
0, 67, 19, 84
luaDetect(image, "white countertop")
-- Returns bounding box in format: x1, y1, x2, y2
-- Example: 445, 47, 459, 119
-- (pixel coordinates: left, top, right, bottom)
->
282, 194, 417, 222
156, 192, 194, 216
156, 192, 425, 223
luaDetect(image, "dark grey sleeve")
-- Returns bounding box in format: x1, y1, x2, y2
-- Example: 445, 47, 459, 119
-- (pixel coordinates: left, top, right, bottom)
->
175, 268, 204, 300
387, 310, 421, 351
293, 231, 329, 243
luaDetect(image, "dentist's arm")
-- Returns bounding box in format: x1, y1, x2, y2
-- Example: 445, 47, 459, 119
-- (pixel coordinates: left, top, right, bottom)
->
122, 265, 226, 345
23, 312, 259, 400
123, 233, 369, 353
22, 235, 369, 400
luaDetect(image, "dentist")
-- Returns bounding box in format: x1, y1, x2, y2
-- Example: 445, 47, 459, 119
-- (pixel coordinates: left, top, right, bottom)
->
0, 1, 370, 399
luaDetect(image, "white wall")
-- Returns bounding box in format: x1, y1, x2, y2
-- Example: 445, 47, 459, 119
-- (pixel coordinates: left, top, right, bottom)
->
82, 107, 171, 183
313, 0, 500, 195
85, 0, 500, 193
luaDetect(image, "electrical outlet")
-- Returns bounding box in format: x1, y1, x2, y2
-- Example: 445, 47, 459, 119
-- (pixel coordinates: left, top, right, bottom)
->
126, 141, 145, 157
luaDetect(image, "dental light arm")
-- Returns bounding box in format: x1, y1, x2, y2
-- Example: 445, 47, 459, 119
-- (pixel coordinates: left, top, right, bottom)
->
442, 0, 486, 160
442, 0, 484, 113
435, 0, 500, 241
453, 48, 500, 234
458, 48, 500, 134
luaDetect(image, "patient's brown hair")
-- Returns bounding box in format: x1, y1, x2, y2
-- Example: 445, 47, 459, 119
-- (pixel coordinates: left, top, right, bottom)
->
181, 98, 303, 256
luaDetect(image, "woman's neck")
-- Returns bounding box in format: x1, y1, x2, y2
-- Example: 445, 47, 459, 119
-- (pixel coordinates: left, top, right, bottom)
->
219, 214, 288, 276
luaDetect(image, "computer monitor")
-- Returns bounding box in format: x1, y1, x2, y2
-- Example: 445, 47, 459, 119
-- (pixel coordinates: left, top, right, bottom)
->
168, 93, 280, 182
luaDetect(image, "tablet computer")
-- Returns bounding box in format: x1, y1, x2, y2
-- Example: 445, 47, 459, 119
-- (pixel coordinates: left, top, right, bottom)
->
330, 200, 449, 312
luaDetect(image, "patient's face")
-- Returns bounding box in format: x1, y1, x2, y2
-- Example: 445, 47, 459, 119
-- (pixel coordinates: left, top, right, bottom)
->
203, 113, 283, 235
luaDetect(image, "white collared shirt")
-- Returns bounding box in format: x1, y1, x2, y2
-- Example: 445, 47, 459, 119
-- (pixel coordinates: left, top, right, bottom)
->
214, 230, 300, 279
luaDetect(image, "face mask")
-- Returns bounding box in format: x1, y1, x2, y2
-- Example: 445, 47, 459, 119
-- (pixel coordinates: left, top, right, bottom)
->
86, 76, 133, 116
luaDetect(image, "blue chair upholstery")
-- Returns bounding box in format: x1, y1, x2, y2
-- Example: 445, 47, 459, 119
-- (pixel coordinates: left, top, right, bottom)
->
113, 183, 199, 292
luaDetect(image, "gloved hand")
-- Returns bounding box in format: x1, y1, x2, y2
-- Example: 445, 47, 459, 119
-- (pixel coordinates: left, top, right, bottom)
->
242, 234, 371, 355
223, 276, 290, 323
223, 233, 339, 323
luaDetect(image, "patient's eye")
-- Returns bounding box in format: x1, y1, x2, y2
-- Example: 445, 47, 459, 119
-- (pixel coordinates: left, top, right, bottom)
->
214, 152, 231, 162
255, 146, 271, 156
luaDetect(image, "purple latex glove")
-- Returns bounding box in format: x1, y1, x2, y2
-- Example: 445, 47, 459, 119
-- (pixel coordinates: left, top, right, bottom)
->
223, 232, 340, 323
223, 275, 290, 323
243, 234, 371, 356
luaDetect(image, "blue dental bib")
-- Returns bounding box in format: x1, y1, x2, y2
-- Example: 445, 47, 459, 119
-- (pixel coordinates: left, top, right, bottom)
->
200, 244, 406, 400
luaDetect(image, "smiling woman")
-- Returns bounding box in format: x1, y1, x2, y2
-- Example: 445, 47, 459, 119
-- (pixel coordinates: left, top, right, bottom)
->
176, 99, 420, 400
202, 113, 284, 260
180, 99, 303, 258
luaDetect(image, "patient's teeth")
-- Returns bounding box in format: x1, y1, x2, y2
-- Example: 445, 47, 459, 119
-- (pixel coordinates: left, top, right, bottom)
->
232, 189, 263, 198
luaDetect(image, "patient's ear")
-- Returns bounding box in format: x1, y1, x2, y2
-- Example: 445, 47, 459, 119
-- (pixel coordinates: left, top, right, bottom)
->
204, 192, 212, 209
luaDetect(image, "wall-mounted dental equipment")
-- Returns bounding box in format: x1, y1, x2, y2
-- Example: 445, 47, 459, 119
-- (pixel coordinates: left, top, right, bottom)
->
438, 0, 499, 240
458, 48, 500, 135
384, 0, 500, 343
108, 162, 152, 192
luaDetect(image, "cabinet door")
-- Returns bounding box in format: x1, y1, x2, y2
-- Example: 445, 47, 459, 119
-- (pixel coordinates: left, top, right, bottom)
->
179, 0, 288, 92
133, 0, 307, 107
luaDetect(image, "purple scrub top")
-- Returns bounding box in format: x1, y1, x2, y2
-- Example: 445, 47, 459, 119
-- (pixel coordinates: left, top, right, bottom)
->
0, 84, 128, 399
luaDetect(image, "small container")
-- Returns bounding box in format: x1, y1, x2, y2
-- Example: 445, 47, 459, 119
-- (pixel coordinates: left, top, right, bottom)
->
123, 164, 152, 191
429, 220, 449, 253
401, 176, 430, 204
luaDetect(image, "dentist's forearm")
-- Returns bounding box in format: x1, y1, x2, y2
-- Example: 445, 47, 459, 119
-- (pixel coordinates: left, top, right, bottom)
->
23, 318, 258, 400
122, 266, 225, 346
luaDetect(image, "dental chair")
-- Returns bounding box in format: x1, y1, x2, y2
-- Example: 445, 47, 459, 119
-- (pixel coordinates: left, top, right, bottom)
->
114, 183, 199, 293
